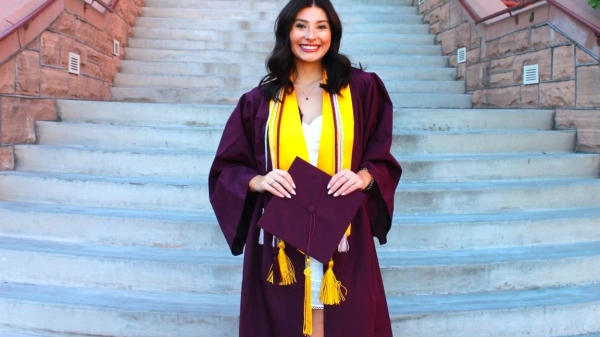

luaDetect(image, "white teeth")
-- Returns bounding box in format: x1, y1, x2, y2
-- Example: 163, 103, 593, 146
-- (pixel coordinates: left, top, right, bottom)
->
301, 45, 318, 50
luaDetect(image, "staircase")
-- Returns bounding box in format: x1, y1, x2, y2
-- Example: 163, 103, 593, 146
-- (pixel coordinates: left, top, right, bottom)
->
0, 0, 599, 335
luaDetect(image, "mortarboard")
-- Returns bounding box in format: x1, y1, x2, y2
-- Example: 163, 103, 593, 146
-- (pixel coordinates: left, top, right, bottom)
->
257, 156, 365, 264
257, 157, 365, 336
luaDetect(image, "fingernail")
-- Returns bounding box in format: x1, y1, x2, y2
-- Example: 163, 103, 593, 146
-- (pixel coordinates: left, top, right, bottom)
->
327, 184, 330, 189
292, 190, 296, 195
287, 194, 291, 198
292, 183, 297, 188
341, 192, 346, 196
333, 192, 338, 197
280, 194, 284, 198
328, 189, 332, 195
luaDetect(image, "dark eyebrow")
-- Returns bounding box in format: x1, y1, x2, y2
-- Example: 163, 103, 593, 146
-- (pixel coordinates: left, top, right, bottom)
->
295, 19, 329, 23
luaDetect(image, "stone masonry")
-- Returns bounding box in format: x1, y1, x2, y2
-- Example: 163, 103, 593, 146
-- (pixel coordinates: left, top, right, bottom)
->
419, 0, 600, 152
0, 0, 143, 170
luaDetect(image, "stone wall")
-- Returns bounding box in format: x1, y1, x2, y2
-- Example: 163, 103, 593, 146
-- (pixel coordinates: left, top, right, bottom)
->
419, 0, 600, 152
0, 0, 144, 170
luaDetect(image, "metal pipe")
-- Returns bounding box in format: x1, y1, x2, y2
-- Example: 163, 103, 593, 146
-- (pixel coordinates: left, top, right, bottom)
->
0, 0, 58, 42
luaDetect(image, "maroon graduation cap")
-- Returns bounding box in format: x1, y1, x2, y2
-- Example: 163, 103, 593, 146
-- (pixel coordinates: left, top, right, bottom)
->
258, 157, 365, 264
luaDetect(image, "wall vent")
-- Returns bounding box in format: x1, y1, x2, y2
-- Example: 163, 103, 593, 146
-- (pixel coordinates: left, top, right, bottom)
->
68, 53, 80, 75
113, 40, 120, 56
457, 47, 467, 64
418, 0, 425, 5
523, 64, 539, 84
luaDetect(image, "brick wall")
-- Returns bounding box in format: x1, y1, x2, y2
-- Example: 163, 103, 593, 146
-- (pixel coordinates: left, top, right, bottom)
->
0, 0, 144, 170
419, 0, 600, 152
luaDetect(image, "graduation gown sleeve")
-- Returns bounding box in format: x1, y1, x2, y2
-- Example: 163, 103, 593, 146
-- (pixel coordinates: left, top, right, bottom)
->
351, 69, 402, 245
208, 91, 261, 256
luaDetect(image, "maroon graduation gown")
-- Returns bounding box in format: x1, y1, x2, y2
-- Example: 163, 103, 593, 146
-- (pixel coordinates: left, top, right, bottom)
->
209, 68, 402, 337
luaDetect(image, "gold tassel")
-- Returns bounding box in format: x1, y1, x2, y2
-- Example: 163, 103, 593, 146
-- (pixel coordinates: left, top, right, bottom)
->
303, 257, 312, 336
266, 264, 274, 284
319, 258, 347, 305
277, 240, 296, 285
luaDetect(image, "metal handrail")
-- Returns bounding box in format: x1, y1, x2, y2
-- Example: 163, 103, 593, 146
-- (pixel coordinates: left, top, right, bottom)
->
0, 0, 58, 41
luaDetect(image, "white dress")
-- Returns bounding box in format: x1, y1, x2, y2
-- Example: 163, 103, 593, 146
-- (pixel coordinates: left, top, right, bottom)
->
302, 115, 325, 310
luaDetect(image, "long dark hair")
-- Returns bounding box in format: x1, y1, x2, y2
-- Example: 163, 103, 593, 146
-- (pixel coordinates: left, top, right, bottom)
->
259, 0, 352, 101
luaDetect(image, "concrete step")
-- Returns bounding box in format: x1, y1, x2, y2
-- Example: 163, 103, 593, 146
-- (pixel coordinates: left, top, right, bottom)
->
16, 146, 596, 182
0, 237, 243, 293
127, 38, 274, 53
142, 0, 416, 8
57, 100, 232, 127
126, 37, 438, 53
140, 7, 419, 20
0, 201, 225, 250
395, 178, 600, 215
0, 282, 599, 337
142, 1, 415, 13
113, 73, 261, 89
0, 283, 241, 337
124, 48, 269, 63
117, 61, 450, 80
398, 153, 600, 182
109, 87, 471, 107
14, 145, 215, 179
386, 80, 465, 94
118, 60, 268, 77
57, 102, 552, 131
113, 74, 464, 94
0, 236, 599, 296
3, 200, 600, 252
131, 25, 432, 41
0, 171, 210, 212
393, 108, 554, 131
354, 55, 449, 68
390, 130, 575, 155
36, 121, 224, 150
388, 207, 600, 251
387, 284, 600, 337
36, 121, 574, 154
134, 17, 426, 31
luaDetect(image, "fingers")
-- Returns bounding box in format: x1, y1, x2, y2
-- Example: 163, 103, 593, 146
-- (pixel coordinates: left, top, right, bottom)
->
263, 170, 296, 198
328, 170, 364, 197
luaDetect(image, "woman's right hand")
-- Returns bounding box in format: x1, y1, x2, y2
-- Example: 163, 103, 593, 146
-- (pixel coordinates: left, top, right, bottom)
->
249, 169, 296, 198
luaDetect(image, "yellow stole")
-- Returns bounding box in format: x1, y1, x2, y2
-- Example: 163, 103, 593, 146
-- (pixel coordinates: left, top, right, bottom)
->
265, 77, 354, 336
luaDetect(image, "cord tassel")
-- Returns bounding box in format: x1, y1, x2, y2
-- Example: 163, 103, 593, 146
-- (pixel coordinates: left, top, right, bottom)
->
303, 257, 313, 336
319, 258, 347, 305
277, 240, 296, 285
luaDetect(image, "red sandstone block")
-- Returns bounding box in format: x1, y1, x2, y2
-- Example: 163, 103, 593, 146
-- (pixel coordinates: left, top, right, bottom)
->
553, 45, 575, 80
41, 66, 69, 97
50, 12, 76, 36
0, 146, 14, 171
16, 50, 41, 95
576, 47, 599, 65
0, 97, 56, 144
41, 32, 61, 66
0, 59, 15, 94
531, 25, 569, 50
521, 84, 540, 108
576, 65, 600, 108
60, 37, 87, 70
540, 81, 575, 108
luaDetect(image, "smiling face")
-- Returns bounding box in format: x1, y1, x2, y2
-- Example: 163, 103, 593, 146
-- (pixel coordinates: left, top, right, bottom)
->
289, 6, 331, 66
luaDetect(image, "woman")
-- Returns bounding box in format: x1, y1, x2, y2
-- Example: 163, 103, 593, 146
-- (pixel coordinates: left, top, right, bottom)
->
209, 0, 401, 336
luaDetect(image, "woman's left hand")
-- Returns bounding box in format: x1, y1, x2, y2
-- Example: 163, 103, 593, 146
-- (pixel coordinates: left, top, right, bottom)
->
328, 169, 368, 197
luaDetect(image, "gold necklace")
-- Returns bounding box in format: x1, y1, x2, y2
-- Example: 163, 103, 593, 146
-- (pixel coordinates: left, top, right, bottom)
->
294, 80, 322, 101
